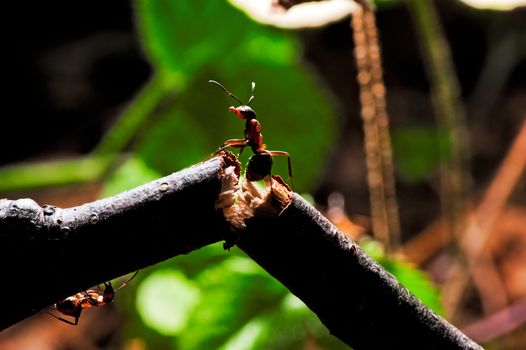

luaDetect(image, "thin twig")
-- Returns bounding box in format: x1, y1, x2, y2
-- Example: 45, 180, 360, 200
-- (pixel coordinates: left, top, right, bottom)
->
93, 75, 166, 156
462, 296, 526, 343
457, 119, 526, 315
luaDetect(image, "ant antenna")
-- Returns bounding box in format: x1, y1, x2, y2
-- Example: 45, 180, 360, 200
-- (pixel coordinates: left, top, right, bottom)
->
114, 271, 139, 292
247, 82, 255, 106
209, 80, 243, 105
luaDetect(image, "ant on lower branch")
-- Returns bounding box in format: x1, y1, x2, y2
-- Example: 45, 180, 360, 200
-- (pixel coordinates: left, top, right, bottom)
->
46, 271, 138, 325
209, 80, 293, 190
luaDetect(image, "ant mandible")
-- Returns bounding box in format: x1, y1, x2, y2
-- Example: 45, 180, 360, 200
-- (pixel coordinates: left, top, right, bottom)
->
47, 271, 138, 325
209, 80, 293, 190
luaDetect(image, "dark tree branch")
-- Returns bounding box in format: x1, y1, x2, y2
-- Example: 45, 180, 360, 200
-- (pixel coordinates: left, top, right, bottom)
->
0, 154, 481, 349
0, 156, 230, 330
238, 195, 481, 349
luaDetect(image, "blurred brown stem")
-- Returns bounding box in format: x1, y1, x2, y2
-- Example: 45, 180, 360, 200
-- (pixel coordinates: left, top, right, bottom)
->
351, 5, 401, 251
406, 0, 471, 243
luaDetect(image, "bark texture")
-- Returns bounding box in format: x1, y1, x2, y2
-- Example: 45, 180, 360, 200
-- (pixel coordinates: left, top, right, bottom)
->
238, 194, 481, 349
0, 156, 230, 330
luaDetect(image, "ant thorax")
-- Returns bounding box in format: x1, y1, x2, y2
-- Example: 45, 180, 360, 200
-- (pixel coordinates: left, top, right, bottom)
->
244, 119, 263, 149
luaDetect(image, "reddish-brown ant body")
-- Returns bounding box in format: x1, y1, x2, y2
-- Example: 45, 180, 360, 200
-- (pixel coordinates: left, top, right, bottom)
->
209, 80, 293, 189
47, 271, 138, 325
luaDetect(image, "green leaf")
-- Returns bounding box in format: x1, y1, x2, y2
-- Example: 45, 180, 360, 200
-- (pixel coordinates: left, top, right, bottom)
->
137, 107, 212, 174
133, 66, 336, 191
135, 269, 201, 336
177, 256, 287, 350
101, 156, 161, 197
383, 259, 443, 315
219, 294, 348, 350
136, 0, 250, 88
131, 0, 337, 192
372, 0, 404, 8
361, 239, 443, 314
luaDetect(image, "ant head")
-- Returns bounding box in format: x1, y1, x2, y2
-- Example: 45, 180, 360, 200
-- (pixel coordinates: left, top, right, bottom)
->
228, 105, 256, 120
209, 80, 256, 120
56, 299, 78, 315
102, 281, 115, 303
56, 299, 73, 310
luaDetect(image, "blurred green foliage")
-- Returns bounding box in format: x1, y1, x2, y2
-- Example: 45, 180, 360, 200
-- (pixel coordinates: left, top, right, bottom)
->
99, 0, 444, 348
127, 246, 349, 349
360, 239, 443, 315
136, 269, 201, 336
392, 126, 451, 183
121, 241, 441, 349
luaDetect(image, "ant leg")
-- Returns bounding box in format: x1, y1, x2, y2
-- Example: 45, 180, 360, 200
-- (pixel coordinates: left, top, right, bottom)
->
46, 311, 79, 326
210, 139, 249, 158
267, 151, 294, 191
83, 291, 98, 306
221, 139, 248, 150
60, 316, 79, 326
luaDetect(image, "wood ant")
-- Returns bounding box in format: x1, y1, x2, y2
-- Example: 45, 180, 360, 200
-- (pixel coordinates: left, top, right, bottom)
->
46, 271, 138, 325
209, 80, 293, 190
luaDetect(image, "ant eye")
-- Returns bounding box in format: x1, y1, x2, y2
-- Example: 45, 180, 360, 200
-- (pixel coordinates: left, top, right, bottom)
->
57, 299, 74, 311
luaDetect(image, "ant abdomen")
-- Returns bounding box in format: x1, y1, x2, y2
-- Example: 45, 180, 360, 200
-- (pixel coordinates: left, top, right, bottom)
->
246, 151, 273, 181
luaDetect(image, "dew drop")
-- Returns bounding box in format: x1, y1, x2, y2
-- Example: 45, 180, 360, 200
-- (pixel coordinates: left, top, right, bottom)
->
61, 226, 71, 237
159, 182, 169, 192
89, 213, 99, 224
42, 205, 56, 216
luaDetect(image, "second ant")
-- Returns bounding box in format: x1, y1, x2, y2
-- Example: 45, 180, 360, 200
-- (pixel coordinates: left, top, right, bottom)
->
47, 271, 138, 325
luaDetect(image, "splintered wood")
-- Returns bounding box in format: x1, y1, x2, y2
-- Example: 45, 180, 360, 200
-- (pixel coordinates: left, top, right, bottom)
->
215, 165, 292, 231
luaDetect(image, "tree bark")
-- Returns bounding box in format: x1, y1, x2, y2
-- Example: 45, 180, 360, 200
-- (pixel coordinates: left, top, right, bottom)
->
0, 153, 481, 349
0, 156, 229, 330
238, 194, 481, 349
